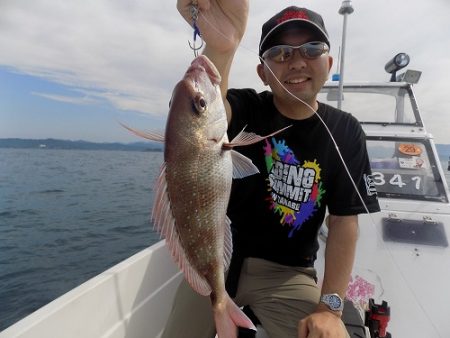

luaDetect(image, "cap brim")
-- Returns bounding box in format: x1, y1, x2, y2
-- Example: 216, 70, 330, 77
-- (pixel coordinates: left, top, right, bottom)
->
259, 19, 330, 55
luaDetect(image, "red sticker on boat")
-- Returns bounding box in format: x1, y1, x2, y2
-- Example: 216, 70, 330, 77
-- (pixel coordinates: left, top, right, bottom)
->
398, 143, 422, 156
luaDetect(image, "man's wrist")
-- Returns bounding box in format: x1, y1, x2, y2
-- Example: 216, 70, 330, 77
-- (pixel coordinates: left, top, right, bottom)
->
315, 303, 343, 318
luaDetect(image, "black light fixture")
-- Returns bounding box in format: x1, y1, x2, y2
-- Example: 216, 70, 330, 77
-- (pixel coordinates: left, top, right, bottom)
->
385, 53, 410, 82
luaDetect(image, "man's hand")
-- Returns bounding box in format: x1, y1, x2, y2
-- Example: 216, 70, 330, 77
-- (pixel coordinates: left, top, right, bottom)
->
298, 310, 348, 338
177, 0, 249, 54
176, 0, 249, 113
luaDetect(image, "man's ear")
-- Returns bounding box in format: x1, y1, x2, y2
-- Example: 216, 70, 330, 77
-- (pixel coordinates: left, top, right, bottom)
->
256, 63, 268, 86
327, 55, 334, 73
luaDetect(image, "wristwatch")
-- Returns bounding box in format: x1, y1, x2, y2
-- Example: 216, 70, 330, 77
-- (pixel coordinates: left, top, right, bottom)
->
320, 293, 344, 312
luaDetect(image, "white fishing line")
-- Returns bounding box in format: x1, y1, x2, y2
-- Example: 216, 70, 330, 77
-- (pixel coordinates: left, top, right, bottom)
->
197, 10, 442, 337
198, 11, 371, 215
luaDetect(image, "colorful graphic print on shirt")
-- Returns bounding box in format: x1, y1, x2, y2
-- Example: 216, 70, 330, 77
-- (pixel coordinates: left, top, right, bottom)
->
264, 138, 325, 238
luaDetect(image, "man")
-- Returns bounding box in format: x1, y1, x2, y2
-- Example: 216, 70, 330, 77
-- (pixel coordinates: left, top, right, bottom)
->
163, 2, 380, 337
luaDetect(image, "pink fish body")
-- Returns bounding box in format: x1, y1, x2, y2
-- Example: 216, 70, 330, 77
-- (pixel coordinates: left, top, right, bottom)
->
122, 55, 288, 336
155, 55, 240, 296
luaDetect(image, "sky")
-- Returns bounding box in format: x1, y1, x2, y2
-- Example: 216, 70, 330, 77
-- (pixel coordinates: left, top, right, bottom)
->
1, 0, 449, 144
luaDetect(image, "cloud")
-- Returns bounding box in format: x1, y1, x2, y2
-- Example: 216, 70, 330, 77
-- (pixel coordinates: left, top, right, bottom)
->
0, 0, 191, 117
32, 92, 98, 105
1, 0, 450, 142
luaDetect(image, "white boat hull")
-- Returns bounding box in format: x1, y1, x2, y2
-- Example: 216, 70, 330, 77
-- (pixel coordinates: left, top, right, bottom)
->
316, 205, 450, 338
0, 241, 182, 338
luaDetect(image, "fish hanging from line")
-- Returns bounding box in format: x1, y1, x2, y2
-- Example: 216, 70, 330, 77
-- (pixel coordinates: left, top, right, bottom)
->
121, 55, 289, 337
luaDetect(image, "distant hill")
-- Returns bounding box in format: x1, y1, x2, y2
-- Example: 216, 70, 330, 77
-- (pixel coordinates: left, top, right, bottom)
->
1, 138, 448, 157
0, 138, 163, 152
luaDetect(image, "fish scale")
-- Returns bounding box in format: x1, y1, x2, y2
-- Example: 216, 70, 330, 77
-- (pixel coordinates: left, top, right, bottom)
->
164, 134, 231, 282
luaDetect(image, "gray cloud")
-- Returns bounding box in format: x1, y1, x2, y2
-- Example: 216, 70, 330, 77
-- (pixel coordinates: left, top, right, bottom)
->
0, 0, 191, 117
1, 0, 449, 142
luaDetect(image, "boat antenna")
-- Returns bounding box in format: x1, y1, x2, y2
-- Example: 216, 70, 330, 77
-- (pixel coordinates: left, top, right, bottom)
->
337, 0, 354, 109
336, 46, 341, 74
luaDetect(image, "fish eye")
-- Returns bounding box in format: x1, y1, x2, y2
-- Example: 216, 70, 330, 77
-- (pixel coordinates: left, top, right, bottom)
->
193, 95, 207, 114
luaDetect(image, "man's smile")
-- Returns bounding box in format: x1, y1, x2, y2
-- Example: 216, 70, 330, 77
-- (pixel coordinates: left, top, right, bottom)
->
285, 77, 309, 84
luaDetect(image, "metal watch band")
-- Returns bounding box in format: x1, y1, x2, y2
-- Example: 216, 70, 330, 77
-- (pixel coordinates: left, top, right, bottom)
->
320, 293, 344, 311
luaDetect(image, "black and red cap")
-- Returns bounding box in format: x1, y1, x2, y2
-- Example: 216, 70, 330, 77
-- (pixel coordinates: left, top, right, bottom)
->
259, 6, 330, 57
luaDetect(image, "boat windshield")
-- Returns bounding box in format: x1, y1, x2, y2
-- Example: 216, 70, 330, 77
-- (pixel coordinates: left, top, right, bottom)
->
366, 137, 448, 202
319, 84, 420, 125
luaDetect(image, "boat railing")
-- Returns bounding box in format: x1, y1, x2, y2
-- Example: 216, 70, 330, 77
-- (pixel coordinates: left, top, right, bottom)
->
320, 82, 423, 126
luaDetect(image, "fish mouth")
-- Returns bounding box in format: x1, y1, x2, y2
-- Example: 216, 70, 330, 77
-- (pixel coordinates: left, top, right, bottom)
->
186, 55, 221, 85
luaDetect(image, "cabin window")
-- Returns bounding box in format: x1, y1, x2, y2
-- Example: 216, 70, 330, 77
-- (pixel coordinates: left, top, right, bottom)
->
366, 138, 448, 203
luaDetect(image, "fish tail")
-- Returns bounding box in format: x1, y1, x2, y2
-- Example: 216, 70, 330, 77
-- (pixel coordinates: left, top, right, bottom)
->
213, 294, 256, 338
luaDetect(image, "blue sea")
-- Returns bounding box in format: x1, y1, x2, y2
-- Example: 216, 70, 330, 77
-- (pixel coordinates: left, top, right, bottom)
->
1, 148, 450, 332
0, 148, 163, 331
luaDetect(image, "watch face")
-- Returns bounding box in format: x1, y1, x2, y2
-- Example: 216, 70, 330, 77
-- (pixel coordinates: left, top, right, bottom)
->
328, 295, 342, 310
321, 294, 343, 311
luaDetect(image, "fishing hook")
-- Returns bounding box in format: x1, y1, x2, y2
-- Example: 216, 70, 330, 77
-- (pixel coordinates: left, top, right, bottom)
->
188, 1, 204, 56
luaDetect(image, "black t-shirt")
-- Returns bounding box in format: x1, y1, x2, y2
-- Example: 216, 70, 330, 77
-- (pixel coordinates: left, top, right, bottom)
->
226, 89, 380, 267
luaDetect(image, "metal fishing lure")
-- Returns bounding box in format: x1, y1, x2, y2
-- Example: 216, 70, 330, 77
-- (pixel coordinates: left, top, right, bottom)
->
188, 1, 204, 56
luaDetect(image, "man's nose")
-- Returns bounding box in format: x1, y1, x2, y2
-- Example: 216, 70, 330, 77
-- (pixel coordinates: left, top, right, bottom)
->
288, 50, 308, 68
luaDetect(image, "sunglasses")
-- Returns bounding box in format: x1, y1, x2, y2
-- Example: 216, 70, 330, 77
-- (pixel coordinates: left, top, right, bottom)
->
262, 41, 329, 63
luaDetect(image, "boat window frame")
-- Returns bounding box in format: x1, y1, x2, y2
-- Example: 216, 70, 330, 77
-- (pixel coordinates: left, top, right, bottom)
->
366, 136, 448, 203
321, 83, 423, 127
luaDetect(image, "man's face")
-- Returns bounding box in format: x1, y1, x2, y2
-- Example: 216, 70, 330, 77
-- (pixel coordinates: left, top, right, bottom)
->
257, 27, 333, 109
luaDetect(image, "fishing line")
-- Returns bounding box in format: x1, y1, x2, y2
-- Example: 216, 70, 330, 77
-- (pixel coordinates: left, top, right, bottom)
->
196, 9, 442, 337
197, 11, 371, 215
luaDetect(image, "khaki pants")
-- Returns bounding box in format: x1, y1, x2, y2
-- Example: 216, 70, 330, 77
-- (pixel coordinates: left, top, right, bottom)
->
161, 257, 326, 338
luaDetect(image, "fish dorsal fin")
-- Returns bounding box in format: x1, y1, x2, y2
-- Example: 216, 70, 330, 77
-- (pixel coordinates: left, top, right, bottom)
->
230, 150, 259, 179
152, 163, 211, 296
223, 125, 291, 149
119, 122, 165, 143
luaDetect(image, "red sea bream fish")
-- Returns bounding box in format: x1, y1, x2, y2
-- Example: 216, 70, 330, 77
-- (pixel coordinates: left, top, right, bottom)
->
122, 55, 288, 337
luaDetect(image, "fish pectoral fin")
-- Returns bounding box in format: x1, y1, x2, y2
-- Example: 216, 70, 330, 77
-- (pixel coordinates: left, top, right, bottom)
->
230, 150, 259, 179
118, 122, 165, 143
224, 124, 292, 149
